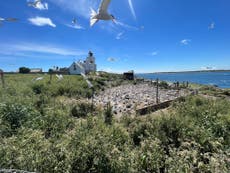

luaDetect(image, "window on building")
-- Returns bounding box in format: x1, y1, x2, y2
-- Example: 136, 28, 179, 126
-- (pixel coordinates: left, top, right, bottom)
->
74, 64, 76, 70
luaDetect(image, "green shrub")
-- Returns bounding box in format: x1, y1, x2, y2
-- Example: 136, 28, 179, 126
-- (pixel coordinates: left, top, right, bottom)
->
69, 117, 132, 173
223, 90, 230, 96
135, 138, 165, 172
40, 109, 74, 139
70, 102, 92, 118
104, 102, 113, 125
31, 83, 45, 94
0, 103, 38, 137
159, 81, 169, 89
1, 74, 230, 173
19, 67, 30, 74
0, 130, 72, 172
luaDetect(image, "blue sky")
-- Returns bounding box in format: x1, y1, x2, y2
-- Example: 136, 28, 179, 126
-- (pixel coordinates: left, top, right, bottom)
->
0, 0, 230, 73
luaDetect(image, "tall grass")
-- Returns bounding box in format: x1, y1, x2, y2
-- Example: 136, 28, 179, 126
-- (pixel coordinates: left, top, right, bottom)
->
0, 74, 229, 172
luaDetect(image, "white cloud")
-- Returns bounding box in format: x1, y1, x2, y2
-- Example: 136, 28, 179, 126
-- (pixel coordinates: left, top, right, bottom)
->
181, 39, 191, 45
0, 42, 86, 56
208, 22, 215, 30
49, 0, 97, 19
28, 17, 56, 27
116, 32, 124, 40
151, 51, 158, 56
100, 67, 113, 73
128, 0, 136, 20
99, 67, 125, 74
201, 66, 216, 70
36, 2, 48, 10
107, 57, 118, 62
66, 24, 84, 30
49, 0, 137, 22
114, 20, 139, 30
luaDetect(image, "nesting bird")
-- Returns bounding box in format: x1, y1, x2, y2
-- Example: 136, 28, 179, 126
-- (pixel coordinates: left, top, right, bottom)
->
56, 74, 64, 81
80, 73, 94, 88
90, 0, 115, 27
32, 77, 44, 82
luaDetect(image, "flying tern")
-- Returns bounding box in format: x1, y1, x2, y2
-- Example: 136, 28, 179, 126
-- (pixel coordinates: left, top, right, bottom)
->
72, 18, 77, 25
90, 0, 115, 27
0, 17, 18, 26
208, 22, 215, 30
28, 0, 41, 8
27, 0, 48, 10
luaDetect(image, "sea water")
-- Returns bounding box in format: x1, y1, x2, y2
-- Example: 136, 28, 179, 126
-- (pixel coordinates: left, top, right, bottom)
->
136, 72, 230, 89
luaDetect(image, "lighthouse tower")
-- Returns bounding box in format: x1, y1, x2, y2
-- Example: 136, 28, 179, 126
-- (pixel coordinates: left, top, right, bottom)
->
84, 51, 97, 74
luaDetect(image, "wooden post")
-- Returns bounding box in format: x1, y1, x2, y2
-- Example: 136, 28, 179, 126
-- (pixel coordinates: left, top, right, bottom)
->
156, 78, 159, 104
91, 88, 94, 112
0, 70, 5, 88
176, 81, 179, 89
49, 72, 53, 83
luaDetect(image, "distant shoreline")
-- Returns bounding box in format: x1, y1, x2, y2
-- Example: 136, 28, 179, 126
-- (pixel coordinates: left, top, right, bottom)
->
142, 70, 230, 74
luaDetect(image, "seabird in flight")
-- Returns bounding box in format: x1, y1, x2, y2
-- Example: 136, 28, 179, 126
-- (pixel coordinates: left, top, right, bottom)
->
90, 0, 115, 27
0, 17, 18, 26
27, 0, 41, 8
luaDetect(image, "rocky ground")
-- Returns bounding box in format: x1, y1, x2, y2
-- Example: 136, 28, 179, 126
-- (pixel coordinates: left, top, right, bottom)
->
93, 83, 190, 117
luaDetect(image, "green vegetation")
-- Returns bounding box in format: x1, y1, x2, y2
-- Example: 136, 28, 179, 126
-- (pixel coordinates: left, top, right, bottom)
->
19, 67, 30, 74
200, 85, 230, 98
0, 74, 229, 172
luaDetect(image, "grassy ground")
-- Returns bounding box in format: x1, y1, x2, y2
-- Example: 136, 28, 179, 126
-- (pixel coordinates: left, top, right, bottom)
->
0, 73, 229, 172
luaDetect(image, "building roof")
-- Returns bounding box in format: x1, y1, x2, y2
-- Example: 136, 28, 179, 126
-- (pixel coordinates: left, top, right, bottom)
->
30, 68, 42, 72
74, 62, 84, 70
124, 70, 134, 74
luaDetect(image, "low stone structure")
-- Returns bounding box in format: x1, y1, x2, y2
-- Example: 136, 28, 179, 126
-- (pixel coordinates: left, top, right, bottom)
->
123, 70, 134, 80
94, 83, 190, 117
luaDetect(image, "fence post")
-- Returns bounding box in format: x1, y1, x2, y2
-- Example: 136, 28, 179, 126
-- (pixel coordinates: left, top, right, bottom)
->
156, 78, 159, 104
49, 72, 53, 83
0, 70, 5, 88
91, 88, 95, 112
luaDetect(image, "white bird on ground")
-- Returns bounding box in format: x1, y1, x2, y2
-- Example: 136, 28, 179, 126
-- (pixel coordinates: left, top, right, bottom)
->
0, 17, 18, 26
80, 73, 94, 88
32, 77, 43, 82
56, 74, 63, 81
90, 0, 115, 27
86, 79, 94, 88
80, 72, 87, 79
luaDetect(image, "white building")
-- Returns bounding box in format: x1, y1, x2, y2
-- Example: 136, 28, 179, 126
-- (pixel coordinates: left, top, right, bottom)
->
69, 51, 97, 75
30, 68, 42, 73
